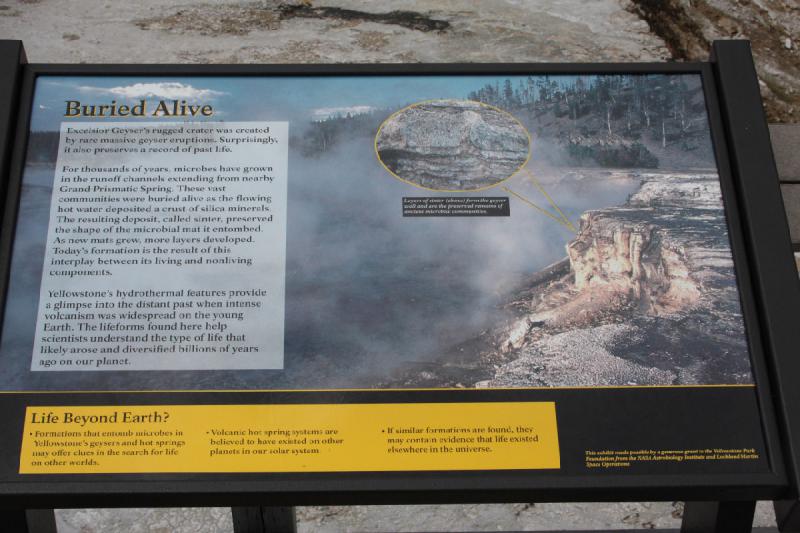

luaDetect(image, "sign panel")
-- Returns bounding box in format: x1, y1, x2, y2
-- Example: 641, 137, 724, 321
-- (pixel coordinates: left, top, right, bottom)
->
19, 403, 560, 473
6, 74, 755, 390
0, 64, 786, 501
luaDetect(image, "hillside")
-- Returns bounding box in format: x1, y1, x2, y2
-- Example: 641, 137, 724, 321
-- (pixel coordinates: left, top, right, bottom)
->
468, 74, 715, 170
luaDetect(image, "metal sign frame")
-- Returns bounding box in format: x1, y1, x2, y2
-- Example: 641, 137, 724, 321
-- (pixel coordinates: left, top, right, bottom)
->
0, 39, 797, 532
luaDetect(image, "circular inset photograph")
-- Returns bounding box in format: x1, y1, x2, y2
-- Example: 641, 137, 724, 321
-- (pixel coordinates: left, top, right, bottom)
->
375, 99, 530, 192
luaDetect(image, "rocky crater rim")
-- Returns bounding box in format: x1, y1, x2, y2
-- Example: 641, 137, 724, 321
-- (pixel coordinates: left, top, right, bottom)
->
376, 99, 530, 188
488, 171, 749, 387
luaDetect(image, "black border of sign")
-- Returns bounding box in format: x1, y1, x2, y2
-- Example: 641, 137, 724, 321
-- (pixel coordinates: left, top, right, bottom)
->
710, 40, 800, 525
0, 40, 797, 508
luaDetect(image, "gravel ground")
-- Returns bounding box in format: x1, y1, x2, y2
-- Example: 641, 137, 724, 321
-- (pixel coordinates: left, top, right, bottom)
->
54, 501, 780, 532
1, 0, 666, 63
0, 0, 790, 530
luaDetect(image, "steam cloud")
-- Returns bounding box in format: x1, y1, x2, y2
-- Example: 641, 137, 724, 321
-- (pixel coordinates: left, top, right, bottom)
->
78, 82, 226, 100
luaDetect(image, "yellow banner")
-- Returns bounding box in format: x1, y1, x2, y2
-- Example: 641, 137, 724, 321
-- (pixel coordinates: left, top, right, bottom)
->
20, 402, 559, 474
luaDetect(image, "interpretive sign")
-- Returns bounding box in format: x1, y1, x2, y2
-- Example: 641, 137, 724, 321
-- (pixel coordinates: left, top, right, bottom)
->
0, 40, 799, 527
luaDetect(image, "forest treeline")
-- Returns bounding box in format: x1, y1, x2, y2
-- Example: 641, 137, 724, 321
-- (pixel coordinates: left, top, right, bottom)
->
467, 74, 709, 150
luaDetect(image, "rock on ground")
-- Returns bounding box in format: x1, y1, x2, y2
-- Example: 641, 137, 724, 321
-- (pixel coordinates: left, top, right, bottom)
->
376, 99, 529, 190
628, 0, 799, 122
2, 0, 795, 120
0, 0, 666, 64
487, 173, 752, 389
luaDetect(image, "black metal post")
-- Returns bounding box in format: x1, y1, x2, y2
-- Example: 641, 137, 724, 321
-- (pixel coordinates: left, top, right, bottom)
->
0, 41, 48, 533
712, 38, 800, 533
776, 500, 800, 531
232, 506, 297, 533
0, 40, 26, 215
681, 501, 756, 533
5, 509, 57, 533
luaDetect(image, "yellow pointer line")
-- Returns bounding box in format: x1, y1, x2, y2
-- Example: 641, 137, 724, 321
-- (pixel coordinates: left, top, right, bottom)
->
522, 168, 577, 232
501, 186, 573, 230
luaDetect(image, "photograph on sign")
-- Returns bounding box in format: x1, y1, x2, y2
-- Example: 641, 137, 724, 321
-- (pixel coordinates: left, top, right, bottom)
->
0, 73, 752, 392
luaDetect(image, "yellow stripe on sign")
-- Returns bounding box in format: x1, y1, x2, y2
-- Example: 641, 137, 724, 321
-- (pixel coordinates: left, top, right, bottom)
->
19, 403, 560, 474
